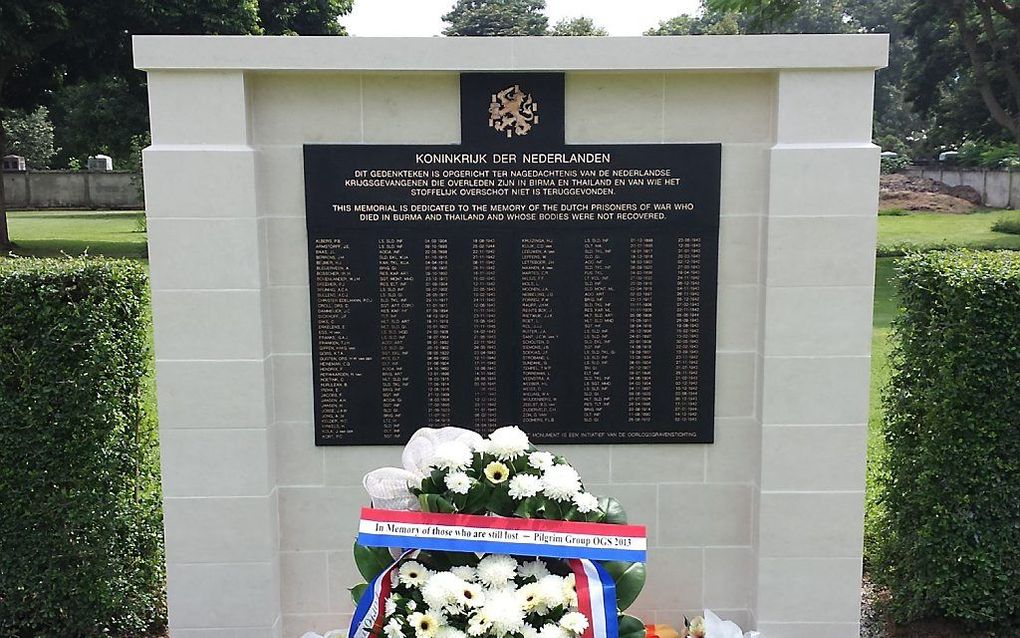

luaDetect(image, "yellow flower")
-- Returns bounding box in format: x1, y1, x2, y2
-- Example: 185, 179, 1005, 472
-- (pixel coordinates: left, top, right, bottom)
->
409, 611, 439, 638
484, 461, 510, 484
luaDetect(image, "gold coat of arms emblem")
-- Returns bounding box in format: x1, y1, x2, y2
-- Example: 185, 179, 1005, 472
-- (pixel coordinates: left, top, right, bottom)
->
489, 85, 539, 138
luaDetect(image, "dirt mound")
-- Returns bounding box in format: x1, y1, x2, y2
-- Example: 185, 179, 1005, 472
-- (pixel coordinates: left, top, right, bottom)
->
880, 174, 981, 213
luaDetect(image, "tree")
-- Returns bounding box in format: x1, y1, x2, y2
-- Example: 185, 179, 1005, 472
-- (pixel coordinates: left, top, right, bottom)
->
0, 0, 353, 249
442, 0, 549, 36
644, 11, 743, 35
708, 0, 803, 31
549, 17, 609, 36
905, 1, 1020, 151
260, 0, 350, 35
4, 107, 58, 169
845, 0, 927, 147
699, 0, 930, 152
50, 75, 148, 169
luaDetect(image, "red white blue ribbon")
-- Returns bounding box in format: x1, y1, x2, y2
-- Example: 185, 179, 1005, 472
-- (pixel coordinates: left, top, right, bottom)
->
570, 558, 619, 638
349, 553, 621, 638
349, 549, 413, 638
357, 508, 647, 562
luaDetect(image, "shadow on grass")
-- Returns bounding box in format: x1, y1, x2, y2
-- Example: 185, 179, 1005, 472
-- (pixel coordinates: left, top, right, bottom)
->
9, 239, 148, 260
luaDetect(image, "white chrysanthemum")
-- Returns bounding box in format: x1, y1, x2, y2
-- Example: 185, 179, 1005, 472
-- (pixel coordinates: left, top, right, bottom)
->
484, 461, 510, 484
477, 554, 518, 588
385, 596, 398, 618
399, 561, 430, 588
472, 438, 491, 455
451, 565, 477, 582
407, 600, 417, 611
445, 471, 472, 495
422, 571, 466, 610
562, 573, 577, 608
560, 612, 589, 635
454, 581, 484, 608
536, 575, 567, 609
519, 582, 542, 611
467, 613, 491, 637
384, 618, 404, 638
436, 627, 468, 638
538, 623, 570, 638
486, 426, 530, 460
478, 588, 527, 636
507, 473, 542, 499
408, 611, 439, 638
572, 492, 599, 513
517, 559, 550, 581
541, 465, 582, 501
434, 440, 474, 470
528, 451, 555, 470
521, 624, 541, 638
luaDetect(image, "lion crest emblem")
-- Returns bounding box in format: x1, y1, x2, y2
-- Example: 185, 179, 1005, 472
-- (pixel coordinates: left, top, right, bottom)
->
488, 84, 539, 138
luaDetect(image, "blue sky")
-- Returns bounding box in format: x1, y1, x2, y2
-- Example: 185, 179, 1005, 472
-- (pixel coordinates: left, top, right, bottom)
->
343, 0, 704, 36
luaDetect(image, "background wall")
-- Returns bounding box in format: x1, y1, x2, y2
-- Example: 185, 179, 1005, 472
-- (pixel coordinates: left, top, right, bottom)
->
140, 36, 884, 638
2, 171, 142, 209
904, 166, 1018, 208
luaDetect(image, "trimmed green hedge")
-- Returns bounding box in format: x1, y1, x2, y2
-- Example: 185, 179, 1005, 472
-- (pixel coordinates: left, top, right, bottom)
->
880, 250, 1020, 624
0, 258, 164, 637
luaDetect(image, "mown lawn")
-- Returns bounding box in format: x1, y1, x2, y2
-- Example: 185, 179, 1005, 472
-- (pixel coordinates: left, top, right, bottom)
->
878, 208, 1020, 254
5, 210, 148, 260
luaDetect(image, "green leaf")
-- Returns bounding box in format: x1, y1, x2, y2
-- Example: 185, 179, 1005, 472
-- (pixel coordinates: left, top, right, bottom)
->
563, 504, 584, 521
599, 496, 628, 524
602, 561, 646, 611
350, 582, 369, 605
354, 542, 394, 581
618, 614, 647, 638
462, 482, 490, 514
514, 498, 539, 518
419, 493, 456, 513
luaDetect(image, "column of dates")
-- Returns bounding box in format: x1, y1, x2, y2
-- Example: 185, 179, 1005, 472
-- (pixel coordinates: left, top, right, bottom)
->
628, 237, 654, 422
472, 238, 498, 431
314, 238, 354, 438
424, 238, 451, 425
378, 238, 413, 440
675, 237, 702, 421
520, 238, 557, 424
583, 237, 613, 423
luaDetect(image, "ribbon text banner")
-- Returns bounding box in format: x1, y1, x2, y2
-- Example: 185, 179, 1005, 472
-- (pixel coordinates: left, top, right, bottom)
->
357, 508, 647, 562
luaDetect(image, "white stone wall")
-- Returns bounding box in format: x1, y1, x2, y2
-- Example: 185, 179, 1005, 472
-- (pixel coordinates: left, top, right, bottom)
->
138, 35, 886, 638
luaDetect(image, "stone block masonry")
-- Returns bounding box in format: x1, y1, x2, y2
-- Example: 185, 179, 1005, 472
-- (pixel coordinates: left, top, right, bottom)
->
136, 34, 887, 638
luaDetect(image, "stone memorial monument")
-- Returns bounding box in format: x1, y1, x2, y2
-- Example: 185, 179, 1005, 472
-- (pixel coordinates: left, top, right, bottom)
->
136, 34, 888, 638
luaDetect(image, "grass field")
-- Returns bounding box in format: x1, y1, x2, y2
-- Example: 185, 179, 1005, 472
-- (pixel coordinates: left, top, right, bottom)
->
878, 209, 1020, 254
5, 210, 147, 259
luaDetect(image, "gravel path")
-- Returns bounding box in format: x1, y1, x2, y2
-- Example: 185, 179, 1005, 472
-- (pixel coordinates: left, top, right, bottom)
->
860, 574, 886, 638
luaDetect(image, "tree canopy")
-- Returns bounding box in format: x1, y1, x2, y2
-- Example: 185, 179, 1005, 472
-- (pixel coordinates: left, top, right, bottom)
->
4, 107, 58, 169
904, 0, 1020, 149
549, 16, 609, 36
0, 0, 353, 247
442, 0, 549, 36
644, 11, 743, 35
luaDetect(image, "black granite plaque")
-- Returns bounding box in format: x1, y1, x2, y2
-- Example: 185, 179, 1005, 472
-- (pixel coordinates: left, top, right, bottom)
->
304, 73, 721, 445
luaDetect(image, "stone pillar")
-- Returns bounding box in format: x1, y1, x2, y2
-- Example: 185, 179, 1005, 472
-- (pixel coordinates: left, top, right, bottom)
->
143, 70, 282, 638
752, 69, 880, 637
